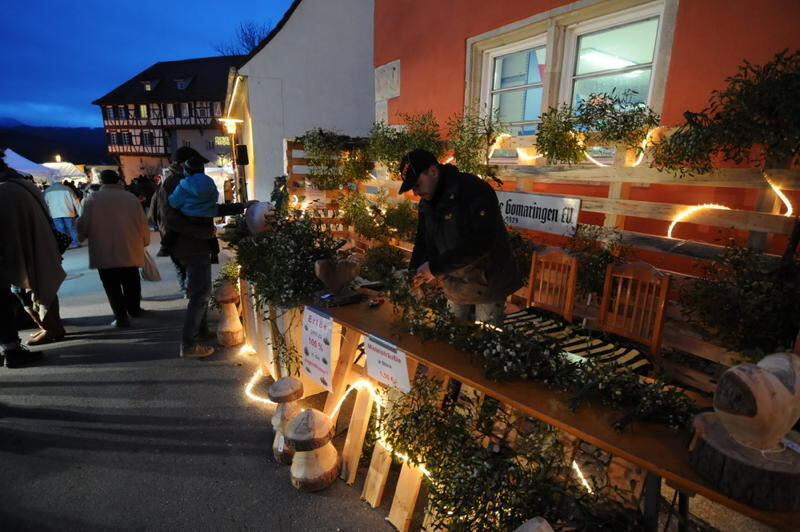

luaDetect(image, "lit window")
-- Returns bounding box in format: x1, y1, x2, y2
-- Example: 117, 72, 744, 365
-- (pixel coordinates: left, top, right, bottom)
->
139, 104, 149, 119
488, 43, 547, 136
165, 103, 175, 118
568, 17, 659, 107
181, 103, 190, 117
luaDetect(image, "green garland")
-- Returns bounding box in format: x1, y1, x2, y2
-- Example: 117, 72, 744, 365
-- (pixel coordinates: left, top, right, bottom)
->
380, 377, 643, 531
389, 282, 697, 431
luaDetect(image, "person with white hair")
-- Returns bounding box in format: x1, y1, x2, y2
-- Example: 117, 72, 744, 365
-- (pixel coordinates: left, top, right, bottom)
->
44, 176, 82, 249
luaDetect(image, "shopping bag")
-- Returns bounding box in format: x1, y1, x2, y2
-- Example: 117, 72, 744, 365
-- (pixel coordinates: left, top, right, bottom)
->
141, 250, 162, 282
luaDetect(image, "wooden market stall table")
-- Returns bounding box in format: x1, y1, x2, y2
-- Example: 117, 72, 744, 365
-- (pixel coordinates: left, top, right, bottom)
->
324, 300, 800, 531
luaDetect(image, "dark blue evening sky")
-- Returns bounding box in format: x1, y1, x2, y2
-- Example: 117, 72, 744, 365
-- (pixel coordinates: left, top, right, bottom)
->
2, 0, 293, 128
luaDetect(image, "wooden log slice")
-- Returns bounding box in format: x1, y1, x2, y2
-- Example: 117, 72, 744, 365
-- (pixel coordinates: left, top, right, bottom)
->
690, 412, 800, 511
290, 441, 341, 492
268, 377, 304, 403
214, 281, 240, 304
217, 327, 245, 347
285, 408, 334, 451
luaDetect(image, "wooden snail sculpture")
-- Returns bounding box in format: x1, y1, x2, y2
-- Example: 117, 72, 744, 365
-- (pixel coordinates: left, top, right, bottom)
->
268, 377, 304, 465
285, 408, 340, 491
690, 352, 800, 510
214, 281, 244, 346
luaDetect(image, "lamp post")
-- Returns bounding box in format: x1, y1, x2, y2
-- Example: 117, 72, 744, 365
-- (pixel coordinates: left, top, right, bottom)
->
218, 118, 245, 201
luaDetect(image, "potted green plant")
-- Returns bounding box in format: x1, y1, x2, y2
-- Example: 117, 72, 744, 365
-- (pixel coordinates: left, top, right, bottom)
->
368, 111, 445, 178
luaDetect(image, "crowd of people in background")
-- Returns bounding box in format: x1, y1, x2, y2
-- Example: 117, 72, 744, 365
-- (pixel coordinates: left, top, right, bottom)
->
0, 146, 250, 367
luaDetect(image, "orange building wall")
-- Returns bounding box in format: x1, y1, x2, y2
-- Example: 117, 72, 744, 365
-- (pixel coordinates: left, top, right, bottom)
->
374, 0, 799, 272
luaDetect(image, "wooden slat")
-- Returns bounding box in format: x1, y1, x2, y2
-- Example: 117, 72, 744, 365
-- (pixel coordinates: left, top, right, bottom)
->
496, 164, 800, 190
323, 328, 363, 419
528, 192, 797, 235
361, 441, 393, 508
340, 384, 375, 484
387, 463, 425, 532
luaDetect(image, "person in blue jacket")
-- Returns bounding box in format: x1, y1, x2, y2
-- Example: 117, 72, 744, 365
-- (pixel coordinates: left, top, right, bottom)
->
168, 156, 219, 218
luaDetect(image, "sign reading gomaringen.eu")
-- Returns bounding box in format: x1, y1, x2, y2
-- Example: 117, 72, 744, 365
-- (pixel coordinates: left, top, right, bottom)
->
496, 191, 581, 237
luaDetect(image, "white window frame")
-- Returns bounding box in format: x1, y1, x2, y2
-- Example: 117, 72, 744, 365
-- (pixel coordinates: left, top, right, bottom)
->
165, 103, 175, 118
479, 34, 548, 132
558, 2, 664, 107
109, 132, 118, 145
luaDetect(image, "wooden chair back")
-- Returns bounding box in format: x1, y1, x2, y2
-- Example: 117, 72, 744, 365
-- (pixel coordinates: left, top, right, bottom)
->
598, 262, 671, 362
526, 249, 578, 322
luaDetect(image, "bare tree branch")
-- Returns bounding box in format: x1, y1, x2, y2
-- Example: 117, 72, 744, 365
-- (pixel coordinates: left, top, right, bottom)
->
213, 21, 273, 56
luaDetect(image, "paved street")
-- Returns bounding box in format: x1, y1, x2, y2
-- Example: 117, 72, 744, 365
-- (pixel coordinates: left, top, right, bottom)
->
0, 234, 391, 531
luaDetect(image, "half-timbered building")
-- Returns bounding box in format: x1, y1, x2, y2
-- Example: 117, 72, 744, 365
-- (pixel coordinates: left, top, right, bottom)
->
93, 55, 245, 181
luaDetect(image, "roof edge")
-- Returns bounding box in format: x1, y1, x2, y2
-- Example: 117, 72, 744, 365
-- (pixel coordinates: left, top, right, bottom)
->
239, 0, 304, 68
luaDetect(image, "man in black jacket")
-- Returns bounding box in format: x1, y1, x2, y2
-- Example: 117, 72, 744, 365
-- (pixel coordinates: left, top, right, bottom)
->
401, 149, 522, 325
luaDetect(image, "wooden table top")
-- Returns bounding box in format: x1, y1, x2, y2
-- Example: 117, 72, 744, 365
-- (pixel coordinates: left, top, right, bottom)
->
324, 301, 799, 531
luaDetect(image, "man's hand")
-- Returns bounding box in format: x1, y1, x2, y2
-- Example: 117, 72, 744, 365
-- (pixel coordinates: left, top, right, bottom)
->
411, 262, 436, 288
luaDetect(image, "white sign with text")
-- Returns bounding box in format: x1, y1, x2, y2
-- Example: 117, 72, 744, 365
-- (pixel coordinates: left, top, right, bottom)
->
496, 191, 581, 236
301, 306, 334, 392
365, 335, 411, 393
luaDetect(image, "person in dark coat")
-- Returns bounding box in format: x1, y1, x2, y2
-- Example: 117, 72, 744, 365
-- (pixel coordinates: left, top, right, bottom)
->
150, 147, 254, 358
400, 149, 522, 325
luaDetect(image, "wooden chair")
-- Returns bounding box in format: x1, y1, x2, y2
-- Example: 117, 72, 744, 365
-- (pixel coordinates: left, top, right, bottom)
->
504, 249, 578, 338
559, 263, 671, 375
599, 263, 671, 363
526, 249, 578, 322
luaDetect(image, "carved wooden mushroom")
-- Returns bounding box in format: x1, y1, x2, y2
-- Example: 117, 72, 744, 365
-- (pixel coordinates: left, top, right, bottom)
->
268, 377, 304, 465
214, 281, 244, 346
285, 408, 340, 491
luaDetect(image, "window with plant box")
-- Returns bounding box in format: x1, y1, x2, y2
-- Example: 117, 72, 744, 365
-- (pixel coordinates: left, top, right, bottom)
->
469, 0, 670, 152
482, 36, 547, 137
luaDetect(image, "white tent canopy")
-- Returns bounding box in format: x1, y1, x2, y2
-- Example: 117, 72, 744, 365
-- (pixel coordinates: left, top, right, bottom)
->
43, 162, 88, 183
3, 148, 55, 183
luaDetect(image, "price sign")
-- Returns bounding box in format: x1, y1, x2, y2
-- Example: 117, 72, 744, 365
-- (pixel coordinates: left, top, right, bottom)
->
365, 335, 411, 393
302, 306, 334, 391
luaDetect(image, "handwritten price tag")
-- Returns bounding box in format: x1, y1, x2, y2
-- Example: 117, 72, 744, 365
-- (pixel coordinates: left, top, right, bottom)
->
365, 335, 410, 393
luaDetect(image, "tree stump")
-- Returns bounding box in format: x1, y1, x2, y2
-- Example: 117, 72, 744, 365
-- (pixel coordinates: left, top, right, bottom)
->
690, 412, 800, 511
214, 281, 244, 347
285, 408, 340, 492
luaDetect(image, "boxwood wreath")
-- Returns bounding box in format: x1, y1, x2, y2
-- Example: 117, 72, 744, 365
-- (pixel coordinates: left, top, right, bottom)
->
380, 377, 643, 531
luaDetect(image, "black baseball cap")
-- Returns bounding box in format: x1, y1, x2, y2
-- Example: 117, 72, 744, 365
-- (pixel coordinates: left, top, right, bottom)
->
173, 146, 209, 164
398, 149, 439, 193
